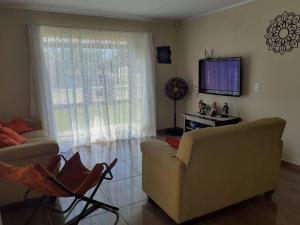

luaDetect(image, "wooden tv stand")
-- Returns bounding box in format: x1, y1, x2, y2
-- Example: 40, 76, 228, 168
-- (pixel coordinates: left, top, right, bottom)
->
183, 113, 241, 132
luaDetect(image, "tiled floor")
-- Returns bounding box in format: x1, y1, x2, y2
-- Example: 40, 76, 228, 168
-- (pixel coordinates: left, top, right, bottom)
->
1, 138, 300, 225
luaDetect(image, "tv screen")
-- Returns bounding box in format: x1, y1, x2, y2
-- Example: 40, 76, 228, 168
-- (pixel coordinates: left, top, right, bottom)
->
199, 58, 241, 96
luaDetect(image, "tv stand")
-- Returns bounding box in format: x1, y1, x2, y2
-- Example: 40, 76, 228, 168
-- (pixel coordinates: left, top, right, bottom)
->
183, 113, 241, 132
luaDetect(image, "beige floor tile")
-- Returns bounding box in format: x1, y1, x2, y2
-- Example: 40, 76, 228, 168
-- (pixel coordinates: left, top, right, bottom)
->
80, 211, 127, 225
101, 176, 147, 207
124, 157, 142, 174
120, 200, 176, 225
103, 161, 140, 183
77, 143, 141, 164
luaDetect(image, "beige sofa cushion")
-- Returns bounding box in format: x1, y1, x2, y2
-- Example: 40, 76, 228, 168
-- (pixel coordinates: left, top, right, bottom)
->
22, 130, 46, 139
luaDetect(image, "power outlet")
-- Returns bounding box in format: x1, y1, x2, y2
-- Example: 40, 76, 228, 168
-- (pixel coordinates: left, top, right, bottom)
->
255, 83, 261, 92
192, 81, 198, 94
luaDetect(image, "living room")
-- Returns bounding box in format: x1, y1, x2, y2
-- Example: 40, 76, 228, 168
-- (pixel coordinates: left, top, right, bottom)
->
0, 0, 299, 225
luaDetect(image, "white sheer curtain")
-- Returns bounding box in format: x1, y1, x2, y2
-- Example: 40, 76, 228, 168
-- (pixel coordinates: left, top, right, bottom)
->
29, 25, 156, 150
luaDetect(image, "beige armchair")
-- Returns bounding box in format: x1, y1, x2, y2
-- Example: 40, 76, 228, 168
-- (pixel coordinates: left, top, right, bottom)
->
141, 118, 286, 224
0, 118, 59, 206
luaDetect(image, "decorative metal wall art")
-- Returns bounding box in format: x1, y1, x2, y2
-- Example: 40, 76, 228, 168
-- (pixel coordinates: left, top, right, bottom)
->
265, 11, 300, 55
157, 46, 171, 64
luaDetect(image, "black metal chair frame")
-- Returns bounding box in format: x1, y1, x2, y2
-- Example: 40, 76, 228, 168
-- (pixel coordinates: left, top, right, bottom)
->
24, 155, 119, 225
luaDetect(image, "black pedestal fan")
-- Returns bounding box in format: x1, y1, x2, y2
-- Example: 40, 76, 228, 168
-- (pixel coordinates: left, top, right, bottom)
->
165, 77, 189, 136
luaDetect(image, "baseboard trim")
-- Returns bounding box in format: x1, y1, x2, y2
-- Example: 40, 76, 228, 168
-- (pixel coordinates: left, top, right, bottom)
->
157, 128, 184, 137
281, 160, 300, 174
156, 128, 169, 134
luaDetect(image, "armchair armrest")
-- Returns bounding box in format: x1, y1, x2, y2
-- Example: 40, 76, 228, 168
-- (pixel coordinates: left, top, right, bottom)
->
0, 139, 59, 162
141, 139, 185, 222
141, 139, 176, 159
141, 139, 184, 171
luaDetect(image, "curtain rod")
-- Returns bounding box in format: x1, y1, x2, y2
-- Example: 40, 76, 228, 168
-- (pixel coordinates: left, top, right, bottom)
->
23, 23, 152, 34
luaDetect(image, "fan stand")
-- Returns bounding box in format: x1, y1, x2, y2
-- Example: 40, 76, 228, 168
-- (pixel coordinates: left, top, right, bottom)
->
167, 99, 183, 136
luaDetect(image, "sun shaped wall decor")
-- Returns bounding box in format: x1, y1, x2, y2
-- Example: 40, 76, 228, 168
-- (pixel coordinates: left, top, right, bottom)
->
265, 11, 300, 55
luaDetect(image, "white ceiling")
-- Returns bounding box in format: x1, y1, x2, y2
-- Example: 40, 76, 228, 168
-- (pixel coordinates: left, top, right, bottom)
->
0, 0, 254, 22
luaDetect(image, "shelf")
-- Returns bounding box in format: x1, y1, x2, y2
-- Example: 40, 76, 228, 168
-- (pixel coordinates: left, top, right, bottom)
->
183, 113, 241, 133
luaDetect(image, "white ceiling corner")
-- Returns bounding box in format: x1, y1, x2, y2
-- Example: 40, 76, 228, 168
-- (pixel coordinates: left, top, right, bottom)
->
0, 0, 255, 22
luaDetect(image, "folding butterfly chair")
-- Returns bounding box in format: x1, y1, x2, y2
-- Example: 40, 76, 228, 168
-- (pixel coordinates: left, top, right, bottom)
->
0, 152, 119, 225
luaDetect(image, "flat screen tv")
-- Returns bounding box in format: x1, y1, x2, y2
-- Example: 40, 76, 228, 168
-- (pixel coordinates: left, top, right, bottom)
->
199, 57, 241, 96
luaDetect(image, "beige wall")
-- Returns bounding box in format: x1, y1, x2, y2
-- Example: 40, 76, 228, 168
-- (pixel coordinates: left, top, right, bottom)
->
177, 0, 300, 165
0, 7, 177, 129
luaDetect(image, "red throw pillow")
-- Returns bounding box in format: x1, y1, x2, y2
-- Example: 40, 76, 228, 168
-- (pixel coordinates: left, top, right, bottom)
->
0, 133, 19, 148
0, 127, 27, 144
166, 138, 180, 150
4, 118, 34, 134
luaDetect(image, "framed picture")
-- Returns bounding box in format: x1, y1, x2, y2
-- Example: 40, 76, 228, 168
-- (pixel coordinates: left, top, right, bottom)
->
156, 46, 171, 64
